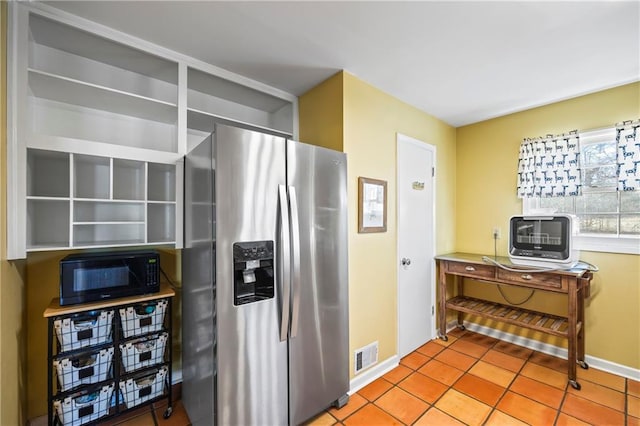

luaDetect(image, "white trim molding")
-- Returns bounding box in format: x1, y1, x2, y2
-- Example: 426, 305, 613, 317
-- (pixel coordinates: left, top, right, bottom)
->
349, 355, 399, 395
462, 322, 640, 381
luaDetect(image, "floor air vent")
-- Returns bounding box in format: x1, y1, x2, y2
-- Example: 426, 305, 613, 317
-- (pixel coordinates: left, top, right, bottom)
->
354, 341, 378, 374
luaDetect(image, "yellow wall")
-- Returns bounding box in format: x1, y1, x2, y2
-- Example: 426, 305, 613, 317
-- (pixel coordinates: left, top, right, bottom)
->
299, 73, 343, 151
300, 71, 457, 377
456, 82, 640, 369
1, 3, 28, 424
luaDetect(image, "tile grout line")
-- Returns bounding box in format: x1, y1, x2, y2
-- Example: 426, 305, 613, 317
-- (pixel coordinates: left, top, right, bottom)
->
624, 377, 628, 426
376, 348, 454, 425
474, 334, 519, 425
411, 332, 492, 424
327, 331, 635, 426
379, 356, 432, 425
430, 334, 484, 422
552, 378, 570, 426
419, 332, 497, 424
441, 331, 519, 424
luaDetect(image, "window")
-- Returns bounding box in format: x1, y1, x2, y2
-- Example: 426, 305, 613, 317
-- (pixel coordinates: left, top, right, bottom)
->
524, 127, 640, 254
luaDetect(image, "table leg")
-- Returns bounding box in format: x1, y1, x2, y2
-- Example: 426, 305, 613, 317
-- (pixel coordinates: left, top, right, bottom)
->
438, 262, 448, 341
568, 277, 580, 389
577, 277, 588, 370
456, 276, 465, 329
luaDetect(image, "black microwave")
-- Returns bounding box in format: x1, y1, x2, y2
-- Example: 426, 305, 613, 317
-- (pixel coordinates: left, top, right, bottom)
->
60, 250, 160, 306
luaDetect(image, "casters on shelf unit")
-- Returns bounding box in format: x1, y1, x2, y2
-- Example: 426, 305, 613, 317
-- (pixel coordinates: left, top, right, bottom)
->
163, 406, 173, 419
439, 335, 448, 342
457, 324, 466, 331
569, 380, 581, 390
578, 360, 589, 370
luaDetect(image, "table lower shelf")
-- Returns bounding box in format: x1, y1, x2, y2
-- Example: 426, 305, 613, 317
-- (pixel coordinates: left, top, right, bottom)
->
446, 296, 581, 338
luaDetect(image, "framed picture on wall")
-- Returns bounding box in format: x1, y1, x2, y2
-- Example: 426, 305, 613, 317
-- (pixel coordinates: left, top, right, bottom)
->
358, 177, 387, 233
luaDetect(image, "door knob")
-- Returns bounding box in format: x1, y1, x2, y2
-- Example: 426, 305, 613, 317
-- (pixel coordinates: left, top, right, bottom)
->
401, 258, 411, 266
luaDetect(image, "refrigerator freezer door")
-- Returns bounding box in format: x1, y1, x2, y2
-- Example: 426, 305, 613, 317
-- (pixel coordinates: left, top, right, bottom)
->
182, 135, 216, 425
216, 125, 289, 425
287, 141, 350, 424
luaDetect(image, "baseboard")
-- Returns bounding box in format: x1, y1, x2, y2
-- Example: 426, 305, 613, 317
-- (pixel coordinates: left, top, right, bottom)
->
349, 355, 399, 394
463, 321, 640, 381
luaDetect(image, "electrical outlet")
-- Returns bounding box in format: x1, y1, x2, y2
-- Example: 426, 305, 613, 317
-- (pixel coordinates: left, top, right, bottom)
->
493, 227, 501, 239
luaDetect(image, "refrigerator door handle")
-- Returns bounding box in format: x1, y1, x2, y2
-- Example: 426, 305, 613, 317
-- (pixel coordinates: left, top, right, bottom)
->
288, 185, 302, 338
278, 184, 291, 342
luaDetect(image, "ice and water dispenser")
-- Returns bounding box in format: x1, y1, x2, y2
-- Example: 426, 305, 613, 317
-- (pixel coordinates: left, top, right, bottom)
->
233, 241, 275, 305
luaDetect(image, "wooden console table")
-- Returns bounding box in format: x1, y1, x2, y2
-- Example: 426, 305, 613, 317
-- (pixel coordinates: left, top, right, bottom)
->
435, 252, 593, 390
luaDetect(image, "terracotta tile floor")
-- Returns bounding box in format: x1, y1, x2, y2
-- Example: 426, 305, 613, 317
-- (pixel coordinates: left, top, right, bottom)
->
96, 330, 639, 425
309, 330, 640, 426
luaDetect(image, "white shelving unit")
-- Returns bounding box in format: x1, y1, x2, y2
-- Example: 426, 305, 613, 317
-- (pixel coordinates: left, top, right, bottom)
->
7, 2, 298, 259
26, 149, 177, 251
187, 67, 294, 135
26, 13, 179, 154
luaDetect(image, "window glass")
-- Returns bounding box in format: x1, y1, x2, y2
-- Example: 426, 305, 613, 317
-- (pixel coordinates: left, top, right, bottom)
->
577, 215, 618, 234
524, 126, 639, 254
575, 192, 617, 213
539, 196, 573, 212
620, 191, 640, 212
620, 214, 640, 235
582, 165, 617, 190
581, 141, 616, 166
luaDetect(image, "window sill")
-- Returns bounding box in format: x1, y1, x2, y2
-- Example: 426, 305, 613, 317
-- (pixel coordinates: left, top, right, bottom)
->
574, 235, 640, 255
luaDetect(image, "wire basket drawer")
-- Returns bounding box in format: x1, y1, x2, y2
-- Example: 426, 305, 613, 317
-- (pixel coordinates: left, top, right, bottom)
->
54, 347, 114, 392
119, 366, 167, 409
53, 383, 114, 426
54, 310, 114, 352
120, 332, 168, 373
119, 299, 167, 338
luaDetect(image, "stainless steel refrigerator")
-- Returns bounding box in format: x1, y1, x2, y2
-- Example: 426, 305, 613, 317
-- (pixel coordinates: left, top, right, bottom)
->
182, 124, 349, 426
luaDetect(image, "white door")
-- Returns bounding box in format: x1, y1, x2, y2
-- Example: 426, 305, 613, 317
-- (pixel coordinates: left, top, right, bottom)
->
397, 134, 436, 358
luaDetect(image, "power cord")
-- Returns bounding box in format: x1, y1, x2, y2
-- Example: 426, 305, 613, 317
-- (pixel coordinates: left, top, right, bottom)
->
491, 231, 535, 305
482, 255, 599, 273
482, 256, 565, 273
496, 285, 535, 306
160, 266, 181, 291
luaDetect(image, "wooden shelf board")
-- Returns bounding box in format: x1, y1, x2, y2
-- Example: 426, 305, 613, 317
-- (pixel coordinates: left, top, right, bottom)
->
44, 282, 175, 317
446, 295, 581, 337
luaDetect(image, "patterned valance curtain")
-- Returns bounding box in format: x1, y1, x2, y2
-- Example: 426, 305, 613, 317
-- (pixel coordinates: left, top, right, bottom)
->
517, 131, 581, 198
616, 119, 639, 191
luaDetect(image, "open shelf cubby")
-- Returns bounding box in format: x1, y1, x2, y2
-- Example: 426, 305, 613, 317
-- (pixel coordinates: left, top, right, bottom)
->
74, 154, 111, 200
187, 67, 293, 137
148, 163, 176, 202
26, 13, 179, 154
148, 203, 176, 243
114, 159, 146, 201
74, 201, 145, 223
25, 148, 176, 251
27, 199, 70, 249
73, 223, 146, 247
27, 148, 69, 198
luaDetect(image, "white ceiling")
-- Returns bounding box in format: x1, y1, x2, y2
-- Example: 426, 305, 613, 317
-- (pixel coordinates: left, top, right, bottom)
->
44, 1, 640, 127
